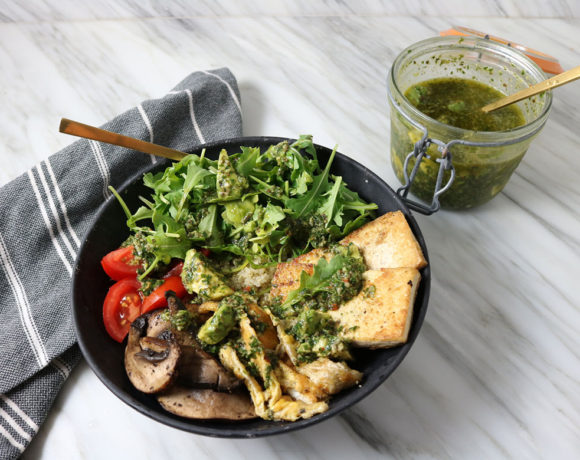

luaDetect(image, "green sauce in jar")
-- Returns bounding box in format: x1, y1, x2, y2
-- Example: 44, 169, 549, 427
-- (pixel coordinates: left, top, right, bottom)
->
392, 77, 529, 209
404, 78, 526, 131
388, 37, 551, 210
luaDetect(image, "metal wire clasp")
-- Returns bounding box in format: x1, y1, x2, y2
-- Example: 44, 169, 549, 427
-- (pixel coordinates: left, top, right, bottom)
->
396, 127, 456, 215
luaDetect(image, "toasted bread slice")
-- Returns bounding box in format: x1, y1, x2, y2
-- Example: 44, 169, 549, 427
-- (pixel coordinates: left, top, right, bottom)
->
329, 268, 420, 348
340, 211, 427, 270
270, 261, 314, 303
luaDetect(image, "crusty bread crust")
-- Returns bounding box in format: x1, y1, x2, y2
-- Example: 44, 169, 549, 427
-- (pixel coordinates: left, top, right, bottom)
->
329, 268, 420, 348
341, 211, 427, 270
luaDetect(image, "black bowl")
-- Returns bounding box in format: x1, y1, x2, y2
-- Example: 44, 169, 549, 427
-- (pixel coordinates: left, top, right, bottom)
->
73, 136, 430, 438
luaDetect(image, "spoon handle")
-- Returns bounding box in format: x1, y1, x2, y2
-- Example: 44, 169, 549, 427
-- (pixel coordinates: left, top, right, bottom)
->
59, 118, 187, 161
481, 65, 580, 113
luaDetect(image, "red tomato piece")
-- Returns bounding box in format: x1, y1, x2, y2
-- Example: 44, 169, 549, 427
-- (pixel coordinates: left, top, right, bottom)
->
141, 276, 187, 314
200, 248, 211, 257
163, 261, 184, 279
103, 277, 142, 342
101, 246, 141, 281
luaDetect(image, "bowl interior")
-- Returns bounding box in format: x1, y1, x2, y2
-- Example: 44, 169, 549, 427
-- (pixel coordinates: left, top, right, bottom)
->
73, 136, 430, 437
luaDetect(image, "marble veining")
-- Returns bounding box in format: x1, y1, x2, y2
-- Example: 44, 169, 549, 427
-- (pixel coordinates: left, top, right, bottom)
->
0, 0, 579, 22
0, 1, 579, 459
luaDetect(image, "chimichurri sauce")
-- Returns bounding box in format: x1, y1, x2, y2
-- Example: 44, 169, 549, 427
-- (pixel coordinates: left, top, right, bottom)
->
405, 78, 526, 132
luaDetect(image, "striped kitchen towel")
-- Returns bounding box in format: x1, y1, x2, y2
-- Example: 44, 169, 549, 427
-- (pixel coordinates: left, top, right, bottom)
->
0, 68, 242, 458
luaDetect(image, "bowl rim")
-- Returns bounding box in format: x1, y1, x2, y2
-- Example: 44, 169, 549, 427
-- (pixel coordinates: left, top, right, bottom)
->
72, 135, 431, 438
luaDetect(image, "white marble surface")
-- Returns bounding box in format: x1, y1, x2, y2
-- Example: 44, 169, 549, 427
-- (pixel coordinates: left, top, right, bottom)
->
1, 1, 579, 458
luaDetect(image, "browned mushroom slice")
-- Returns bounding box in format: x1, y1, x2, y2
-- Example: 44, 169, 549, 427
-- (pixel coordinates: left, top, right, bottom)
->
145, 310, 241, 391
178, 344, 241, 391
172, 326, 241, 390
147, 310, 171, 337
157, 386, 256, 420
125, 316, 181, 394
136, 337, 172, 362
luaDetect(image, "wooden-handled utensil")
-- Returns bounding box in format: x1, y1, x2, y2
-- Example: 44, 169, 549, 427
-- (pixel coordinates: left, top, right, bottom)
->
59, 118, 187, 161
481, 65, 580, 113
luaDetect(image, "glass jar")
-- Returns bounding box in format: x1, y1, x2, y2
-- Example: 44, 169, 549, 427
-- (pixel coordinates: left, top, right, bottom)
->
387, 36, 552, 210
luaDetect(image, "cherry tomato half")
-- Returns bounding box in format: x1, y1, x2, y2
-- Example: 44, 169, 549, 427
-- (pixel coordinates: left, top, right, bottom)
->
103, 277, 142, 342
101, 246, 141, 281
141, 276, 187, 314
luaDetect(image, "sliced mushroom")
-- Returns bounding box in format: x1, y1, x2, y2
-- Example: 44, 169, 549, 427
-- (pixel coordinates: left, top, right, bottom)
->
144, 309, 241, 391
147, 310, 171, 337
178, 344, 242, 391
125, 315, 181, 394
157, 386, 256, 420
135, 337, 171, 362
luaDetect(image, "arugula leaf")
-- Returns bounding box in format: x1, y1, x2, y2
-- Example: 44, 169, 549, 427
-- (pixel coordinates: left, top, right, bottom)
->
318, 176, 342, 227
152, 208, 180, 233
341, 201, 378, 212
285, 146, 337, 219
248, 175, 286, 201
283, 253, 348, 308
137, 229, 191, 280
291, 134, 317, 163
292, 171, 312, 195
129, 206, 154, 226
175, 160, 213, 219
198, 204, 222, 246
143, 159, 188, 193
327, 214, 369, 239
235, 146, 260, 177
262, 202, 285, 226
149, 229, 191, 261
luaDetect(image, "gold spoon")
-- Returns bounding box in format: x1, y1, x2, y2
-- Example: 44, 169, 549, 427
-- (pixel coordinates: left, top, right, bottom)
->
59, 118, 187, 161
481, 65, 580, 113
